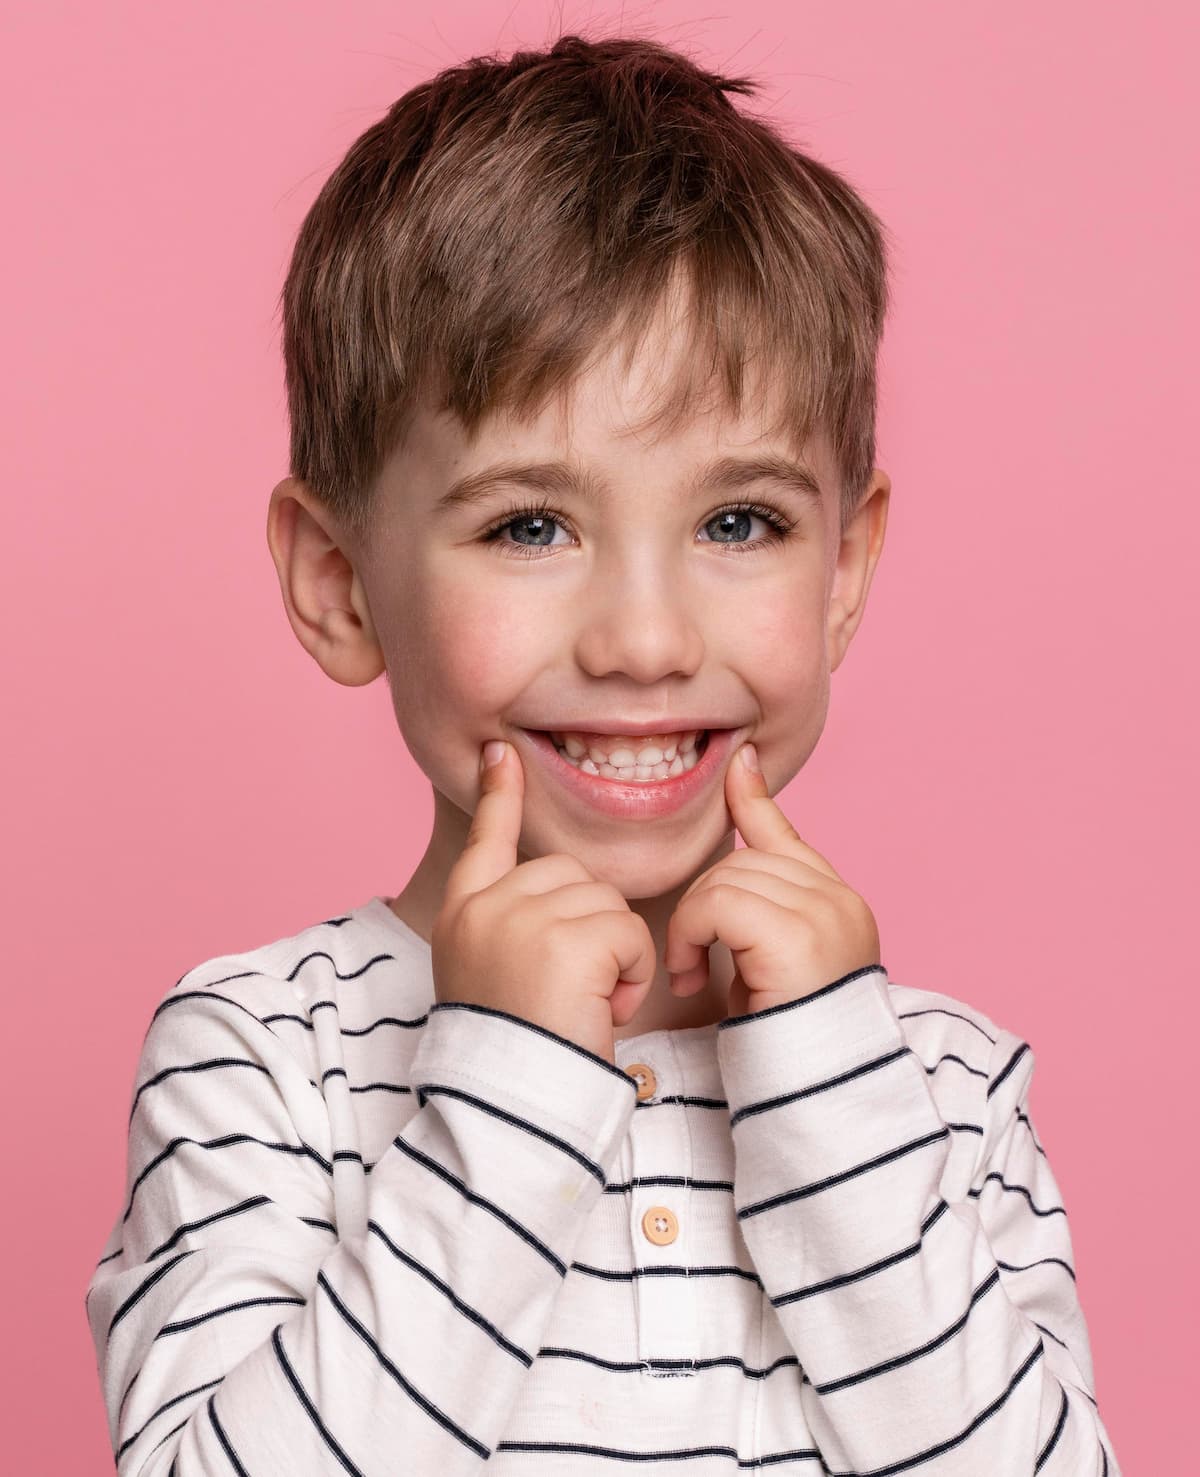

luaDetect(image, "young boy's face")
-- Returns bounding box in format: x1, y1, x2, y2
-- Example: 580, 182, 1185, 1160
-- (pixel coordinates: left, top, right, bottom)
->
275, 303, 889, 910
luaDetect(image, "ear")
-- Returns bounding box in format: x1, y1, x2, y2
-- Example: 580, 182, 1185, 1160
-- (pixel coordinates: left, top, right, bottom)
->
827, 471, 891, 673
265, 477, 385, 687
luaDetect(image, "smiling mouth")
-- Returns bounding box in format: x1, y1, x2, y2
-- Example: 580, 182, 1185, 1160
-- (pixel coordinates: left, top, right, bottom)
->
540, 729, 711, 783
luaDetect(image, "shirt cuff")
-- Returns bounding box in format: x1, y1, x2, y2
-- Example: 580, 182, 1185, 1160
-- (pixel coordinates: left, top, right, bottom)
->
716, 964, 900, 1111
408, 999, 639, 1174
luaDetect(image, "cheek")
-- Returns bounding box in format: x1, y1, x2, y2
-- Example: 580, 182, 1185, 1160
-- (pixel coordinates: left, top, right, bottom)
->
736, 584, 827, 676
394, 579, 543, 715
734, 585, 831, 752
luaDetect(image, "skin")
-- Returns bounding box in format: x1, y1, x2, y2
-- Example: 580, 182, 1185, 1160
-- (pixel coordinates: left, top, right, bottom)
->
265, 300, 890, 1041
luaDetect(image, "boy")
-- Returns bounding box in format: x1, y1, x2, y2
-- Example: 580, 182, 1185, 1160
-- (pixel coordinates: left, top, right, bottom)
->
85, 32, 1121, 1475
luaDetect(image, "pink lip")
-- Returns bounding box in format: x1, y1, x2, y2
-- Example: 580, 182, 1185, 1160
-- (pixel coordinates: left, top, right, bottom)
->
516, 727, 740, 820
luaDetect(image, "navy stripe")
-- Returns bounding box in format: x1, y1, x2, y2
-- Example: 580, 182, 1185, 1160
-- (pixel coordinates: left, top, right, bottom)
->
603, 1174, 734, 1194
146, 1195, 274, 1262
117, 1366, 139, 1418
157, 992, 425, 1039
185, 948, 396, 994
317, 1270, 491, 1458
495, 1438, 821, 1466
270, 1323, 364, 1475
634, 1094, 729, 1110
1031, 1321, 1080, 1356
158, 1294, 307, 1336
430, 998, 638, 1090
947, 1120, 985, 1137
969, 1172, 1065, 1218
415, 1081, 608, 1185
997, 1255, 1076, 1285
538, 1344, 803, 1381
321, 1066, 414, 1095
896, 1006, 998, 1045
738, 1127, 950, 1219
108, 1250, 194, 1339
152, 989, 275, 1036
264, 1002, 430, 1034
1018, 1109, 1048, 1157
116, 1377, 222, 1461
813, 1269, 1003, 1395
571, 1259, 763, 1285
143, 1417, 188, 1465
123, 1134, 333, 1223
718, 963, 885, 1031
1035, 1387, 1071, 1471
207, 1391, 251, 1475
278, 948, 397, 985
729, 1046, 911, 1127
929, 1052, 990, 1081
988, 1041, 1032, 1099
772, 1200, 953, 1308
129, 1058, 272, 1126
850, 1341, 1045, 1477
393, 1137, 566, 1275
366, 1218, 532, 1366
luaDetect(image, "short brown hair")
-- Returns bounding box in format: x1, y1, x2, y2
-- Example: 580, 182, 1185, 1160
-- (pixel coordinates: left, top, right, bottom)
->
278, 31, 893, 544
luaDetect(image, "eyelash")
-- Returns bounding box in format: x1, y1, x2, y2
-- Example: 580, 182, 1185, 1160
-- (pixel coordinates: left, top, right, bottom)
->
478, 496, 799, 560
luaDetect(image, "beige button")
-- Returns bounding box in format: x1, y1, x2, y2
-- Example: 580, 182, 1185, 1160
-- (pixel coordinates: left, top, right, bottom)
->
626, 1061, 657, 1100
641, 1206, 678, 1245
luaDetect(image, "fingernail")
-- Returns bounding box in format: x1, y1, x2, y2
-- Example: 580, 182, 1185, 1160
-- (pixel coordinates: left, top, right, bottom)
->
482, 740, 507, 771
740, 743, 759, 773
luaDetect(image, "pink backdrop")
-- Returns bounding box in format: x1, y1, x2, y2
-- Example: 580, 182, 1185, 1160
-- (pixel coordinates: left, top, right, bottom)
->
5, 2, 1193, 1469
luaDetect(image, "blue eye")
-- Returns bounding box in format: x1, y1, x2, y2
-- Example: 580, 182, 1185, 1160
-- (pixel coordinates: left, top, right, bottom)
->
478, 497, 797, 559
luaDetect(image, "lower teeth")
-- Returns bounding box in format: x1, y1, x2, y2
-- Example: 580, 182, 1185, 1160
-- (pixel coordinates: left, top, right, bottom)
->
552, 733, 708, 783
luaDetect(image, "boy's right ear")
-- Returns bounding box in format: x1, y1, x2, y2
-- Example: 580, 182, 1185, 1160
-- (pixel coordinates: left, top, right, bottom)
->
265, 477, 386, 688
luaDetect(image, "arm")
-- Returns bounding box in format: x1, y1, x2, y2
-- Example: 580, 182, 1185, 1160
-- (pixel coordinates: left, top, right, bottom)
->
715, 965, 1122, 1476
86, 986, 637, 1474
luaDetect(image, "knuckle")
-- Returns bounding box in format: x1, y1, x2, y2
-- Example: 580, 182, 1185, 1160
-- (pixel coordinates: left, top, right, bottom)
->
600, 882, 629, 911
541, 915, 574, 961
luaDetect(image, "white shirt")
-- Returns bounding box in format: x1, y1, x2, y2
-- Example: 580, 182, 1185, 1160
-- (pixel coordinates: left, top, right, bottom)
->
85, 894, 1121, 1474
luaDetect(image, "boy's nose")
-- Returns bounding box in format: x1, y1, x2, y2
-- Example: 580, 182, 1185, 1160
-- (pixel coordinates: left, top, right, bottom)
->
568, 600, 706, 684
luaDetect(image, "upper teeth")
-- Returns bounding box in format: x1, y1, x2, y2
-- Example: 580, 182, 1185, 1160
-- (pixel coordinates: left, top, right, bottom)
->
552, 730, 704, 766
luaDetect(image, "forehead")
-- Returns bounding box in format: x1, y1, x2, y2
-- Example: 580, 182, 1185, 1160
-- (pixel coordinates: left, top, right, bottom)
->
402, 316, 833, 495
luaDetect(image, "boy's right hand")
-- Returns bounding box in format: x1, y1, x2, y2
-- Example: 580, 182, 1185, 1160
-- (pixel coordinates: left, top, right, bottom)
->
431, 740, 658, 1066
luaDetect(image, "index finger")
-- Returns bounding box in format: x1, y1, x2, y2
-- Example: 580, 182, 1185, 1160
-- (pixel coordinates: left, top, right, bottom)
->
726, 741, 843, 883
443, 740, 525, 904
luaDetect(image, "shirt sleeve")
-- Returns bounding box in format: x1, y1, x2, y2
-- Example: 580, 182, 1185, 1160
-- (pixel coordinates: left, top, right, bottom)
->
85, 986, 638, 1474
715, 965, 1123, 1476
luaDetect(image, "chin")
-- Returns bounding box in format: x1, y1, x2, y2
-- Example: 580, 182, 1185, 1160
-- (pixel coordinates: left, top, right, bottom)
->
559, 846, 709, 901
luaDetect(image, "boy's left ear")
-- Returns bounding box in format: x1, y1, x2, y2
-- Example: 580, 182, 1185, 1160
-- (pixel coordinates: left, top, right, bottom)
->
826, 471, 890, 672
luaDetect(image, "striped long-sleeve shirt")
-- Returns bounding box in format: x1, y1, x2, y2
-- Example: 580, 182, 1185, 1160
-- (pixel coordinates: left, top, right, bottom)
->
85, 894, 1121, 1474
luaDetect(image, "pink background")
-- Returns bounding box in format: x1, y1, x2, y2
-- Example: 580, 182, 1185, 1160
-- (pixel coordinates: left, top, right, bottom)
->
4, 2, 1193, 1469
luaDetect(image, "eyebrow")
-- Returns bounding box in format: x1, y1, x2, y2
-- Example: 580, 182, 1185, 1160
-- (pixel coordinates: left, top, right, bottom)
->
433, 452, 824, 514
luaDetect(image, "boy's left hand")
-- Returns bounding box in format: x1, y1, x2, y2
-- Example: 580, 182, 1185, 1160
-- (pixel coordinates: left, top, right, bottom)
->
665, 743, 881, 1020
